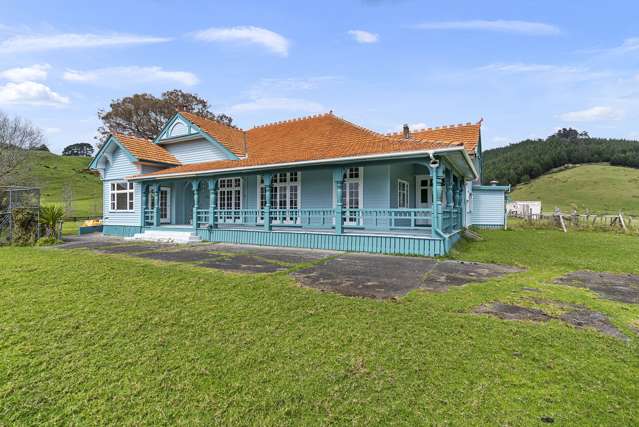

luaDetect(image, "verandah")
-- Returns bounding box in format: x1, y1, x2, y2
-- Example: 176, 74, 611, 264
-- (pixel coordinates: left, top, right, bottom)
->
139, 161, 466, 238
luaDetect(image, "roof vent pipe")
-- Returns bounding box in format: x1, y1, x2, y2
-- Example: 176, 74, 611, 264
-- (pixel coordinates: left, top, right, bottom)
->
402, 124, 410, 139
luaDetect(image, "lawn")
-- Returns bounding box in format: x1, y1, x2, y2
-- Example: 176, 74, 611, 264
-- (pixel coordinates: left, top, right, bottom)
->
1, 229, 638, 425
510, 163, 639, 215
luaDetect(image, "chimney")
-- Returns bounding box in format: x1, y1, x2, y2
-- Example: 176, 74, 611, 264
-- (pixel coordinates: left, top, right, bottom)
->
402, 123, 410, 139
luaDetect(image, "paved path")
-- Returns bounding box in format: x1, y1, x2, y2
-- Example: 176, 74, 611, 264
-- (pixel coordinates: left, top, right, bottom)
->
57, 235, 522, 298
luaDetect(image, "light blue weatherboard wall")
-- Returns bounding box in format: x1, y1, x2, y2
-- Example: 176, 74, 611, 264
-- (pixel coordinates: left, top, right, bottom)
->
103, 147, 142, 226
163, 137, 229, 164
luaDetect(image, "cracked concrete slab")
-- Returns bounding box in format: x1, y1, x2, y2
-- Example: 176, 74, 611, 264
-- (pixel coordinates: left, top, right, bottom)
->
207, 243, 338, 265
292, 254, 521, 299
133, 250, 224, 263
474, 302, 628, 340
554, 271, 639, 304
198, 254, 289, 273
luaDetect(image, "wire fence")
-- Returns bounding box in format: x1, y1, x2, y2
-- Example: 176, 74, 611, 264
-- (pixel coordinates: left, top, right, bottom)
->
0, 186, 41, 244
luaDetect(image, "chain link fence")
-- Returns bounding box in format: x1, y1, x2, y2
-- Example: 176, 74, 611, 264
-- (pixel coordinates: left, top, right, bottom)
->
0, 186, 41, 244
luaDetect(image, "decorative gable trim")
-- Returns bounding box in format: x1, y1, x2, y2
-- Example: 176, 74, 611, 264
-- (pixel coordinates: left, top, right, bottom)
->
154, 112, 240, 160
89, 135, 137, 171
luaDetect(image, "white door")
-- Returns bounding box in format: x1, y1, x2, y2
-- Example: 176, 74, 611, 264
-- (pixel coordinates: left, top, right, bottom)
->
415, 175, 432, 226
159, 187, 171, 224
149, 187, 171, 224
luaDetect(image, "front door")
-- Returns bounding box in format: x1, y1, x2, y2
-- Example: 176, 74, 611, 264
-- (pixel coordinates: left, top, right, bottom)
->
415, 175, 432, 226
149, 187, 171, 224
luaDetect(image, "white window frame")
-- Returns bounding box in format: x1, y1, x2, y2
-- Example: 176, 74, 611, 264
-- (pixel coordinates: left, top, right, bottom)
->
257, 171, 302, 224
109, 181, 135, 212
397, 179, 409, 209
332, 167, 364, 225
218, 177, 243, 211
148, 186, 171, 224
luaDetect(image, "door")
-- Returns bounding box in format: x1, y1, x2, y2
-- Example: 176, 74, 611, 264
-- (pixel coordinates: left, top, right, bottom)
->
415, 175, 432, 226
149, 187, 171, 224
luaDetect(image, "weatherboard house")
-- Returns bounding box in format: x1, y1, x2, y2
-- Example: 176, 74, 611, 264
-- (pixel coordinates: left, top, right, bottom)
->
89, 111, 508, 256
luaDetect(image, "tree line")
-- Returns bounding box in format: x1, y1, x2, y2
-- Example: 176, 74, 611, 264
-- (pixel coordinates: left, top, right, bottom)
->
482, 129, 639, 186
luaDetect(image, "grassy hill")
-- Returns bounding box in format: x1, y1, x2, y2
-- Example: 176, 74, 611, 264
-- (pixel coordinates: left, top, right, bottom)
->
18, 151, 102, 218
510, 164, 639, 214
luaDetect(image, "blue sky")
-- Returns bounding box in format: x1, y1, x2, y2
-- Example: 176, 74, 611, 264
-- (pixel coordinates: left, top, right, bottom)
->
2, 0, 639, 153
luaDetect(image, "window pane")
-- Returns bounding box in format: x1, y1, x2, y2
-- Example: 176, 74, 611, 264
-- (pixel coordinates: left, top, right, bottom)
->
116, 193, 127, 210
116, 182, 127, 191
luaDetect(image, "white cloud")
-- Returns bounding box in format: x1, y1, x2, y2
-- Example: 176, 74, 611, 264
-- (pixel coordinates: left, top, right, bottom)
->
413, 20, 560, 36
0, 64, 50, 82
559, 106, 623, 122
63, 66, 199, 86
0, 33, 170, 54
230, 97, 323, 113
193, 26, 290, 57
348, 30, 379, 44
0, 81, 69, 106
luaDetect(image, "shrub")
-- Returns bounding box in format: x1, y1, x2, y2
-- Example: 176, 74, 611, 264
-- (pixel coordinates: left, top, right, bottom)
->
12, 208, 38, 245
39, 204, 65, 239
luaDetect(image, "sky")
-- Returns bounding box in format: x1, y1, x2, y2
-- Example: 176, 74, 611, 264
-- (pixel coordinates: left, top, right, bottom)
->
2, 0, 639, 154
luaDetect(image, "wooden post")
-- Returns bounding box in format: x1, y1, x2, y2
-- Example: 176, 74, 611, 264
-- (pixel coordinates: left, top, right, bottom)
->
191, 179, 200, 231
263, 173, 273, 231
619, 212, 627, 232
141, 183, 148, 227
428, 161, 441, 233
445, 168, 454, 208
207, 178, 218, 229
333, 168, 344, 235
152, 183, 160, 227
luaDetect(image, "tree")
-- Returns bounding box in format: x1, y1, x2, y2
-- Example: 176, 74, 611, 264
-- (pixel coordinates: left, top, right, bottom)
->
62, 143, 94, 157
0, 110, 45, 185
97, 89, 233, 142
551, 128, 589, 140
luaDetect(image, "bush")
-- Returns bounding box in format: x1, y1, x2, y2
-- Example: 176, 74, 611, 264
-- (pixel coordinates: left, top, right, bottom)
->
39, 204, 65, 239
12, 208, 38, 245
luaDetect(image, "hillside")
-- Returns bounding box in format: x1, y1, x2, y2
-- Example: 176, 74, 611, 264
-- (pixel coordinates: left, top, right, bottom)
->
510, 164, 639, 214
483, 134, 639, 186
17, 151, 102, 217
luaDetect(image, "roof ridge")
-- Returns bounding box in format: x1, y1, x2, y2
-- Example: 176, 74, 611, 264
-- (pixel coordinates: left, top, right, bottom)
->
179, 110, 244, 132
384, 120, 481, 137
250, 112, 332, 130
111, 131, 152, 142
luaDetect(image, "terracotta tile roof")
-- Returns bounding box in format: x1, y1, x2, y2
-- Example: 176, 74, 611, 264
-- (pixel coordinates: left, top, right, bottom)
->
179, 111, 247, 157
113, 133, 180, 165
386, 121, 482, 154
135, 113, 460, 178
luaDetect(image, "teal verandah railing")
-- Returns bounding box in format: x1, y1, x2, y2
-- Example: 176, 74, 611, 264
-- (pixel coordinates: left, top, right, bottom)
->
148, 207, 464, 234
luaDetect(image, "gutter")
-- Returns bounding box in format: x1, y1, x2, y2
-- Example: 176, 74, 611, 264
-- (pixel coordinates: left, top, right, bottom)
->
129, 146, 479, 182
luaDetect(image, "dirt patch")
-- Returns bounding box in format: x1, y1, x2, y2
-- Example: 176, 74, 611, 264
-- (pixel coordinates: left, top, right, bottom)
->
560, 310, 628, 341
422, 261, 524, 291
474, 303, 551, 322
292, 254, 522, 299
475, 302, 627, 340
554, 271, 639, 304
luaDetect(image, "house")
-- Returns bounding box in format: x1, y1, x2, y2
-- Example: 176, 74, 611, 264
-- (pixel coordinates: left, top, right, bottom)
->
89, 111, 509, 256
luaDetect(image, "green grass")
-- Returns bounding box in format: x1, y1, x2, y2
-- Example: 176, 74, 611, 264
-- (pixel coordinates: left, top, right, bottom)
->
1, 230, 638, 424
19, 151, 102, 218
510, 164, 639, 214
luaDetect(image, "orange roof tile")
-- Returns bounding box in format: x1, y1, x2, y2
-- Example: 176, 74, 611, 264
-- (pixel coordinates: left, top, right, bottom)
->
179, 111, 247, 157
134, 113, 460, 178
387, 121, 482, 153
113, 133, 180, 165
